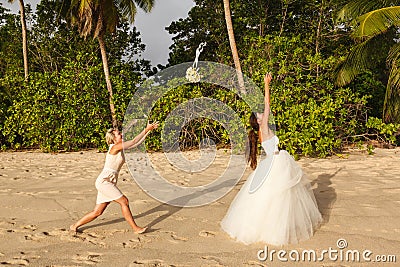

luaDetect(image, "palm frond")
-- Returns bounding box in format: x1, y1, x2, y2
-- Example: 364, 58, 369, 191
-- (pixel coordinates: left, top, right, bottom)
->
337, 0, 398, 21
59, 0, 73, 22
134, 0, 154, 13
335, 35, 386, 86
353, 6, 400, 38
115, 0, 154, 23
78, 0, 92, 16
102, 0, 118, 33
93, 5, 103, 38
335, 41, 370, 86
66, 0, 95, 37
79, 6, 94, 37
116, 0, 137, 23
387, 42, 400, 64
384, 64, 400, 123
64, 0, 153, 37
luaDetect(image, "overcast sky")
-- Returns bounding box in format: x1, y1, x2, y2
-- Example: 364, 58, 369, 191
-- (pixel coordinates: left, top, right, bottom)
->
2, 0, 195, 66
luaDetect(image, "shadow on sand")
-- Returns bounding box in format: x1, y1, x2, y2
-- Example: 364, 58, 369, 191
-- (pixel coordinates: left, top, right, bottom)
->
79, 218, 125, 232
80, 177, 240, 232
135, 178, 239, 229
311, 168, 340, 224
79, 168, 338, 232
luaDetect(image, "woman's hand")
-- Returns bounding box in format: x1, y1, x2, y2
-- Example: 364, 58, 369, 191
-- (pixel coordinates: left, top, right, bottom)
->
145, 121, 159, 132
264, 72, 272, 85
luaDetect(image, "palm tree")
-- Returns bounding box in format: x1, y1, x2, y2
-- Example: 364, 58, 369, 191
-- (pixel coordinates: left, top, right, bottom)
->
9, 0, 28, 81
222, 0, 245, 94
336, 0, 400, 123
66, 0, 154, 128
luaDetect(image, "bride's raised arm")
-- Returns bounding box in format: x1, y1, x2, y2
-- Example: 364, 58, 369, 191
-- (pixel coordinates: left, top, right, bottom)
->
260, 72, 274, 141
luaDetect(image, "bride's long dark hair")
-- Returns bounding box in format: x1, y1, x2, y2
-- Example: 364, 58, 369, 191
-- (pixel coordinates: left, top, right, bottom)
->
248, 113, 259, 170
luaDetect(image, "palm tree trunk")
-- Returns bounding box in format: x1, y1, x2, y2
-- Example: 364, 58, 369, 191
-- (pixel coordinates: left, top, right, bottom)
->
98, 34, 118, 128
18, 0, 28, 81
383, 84, 400, 123
223, 0, 245, 94
315, 2, 324, 78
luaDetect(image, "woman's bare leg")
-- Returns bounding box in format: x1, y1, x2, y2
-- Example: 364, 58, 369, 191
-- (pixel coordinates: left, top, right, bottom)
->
114, 195, 146, 234
70, 202, 109, 232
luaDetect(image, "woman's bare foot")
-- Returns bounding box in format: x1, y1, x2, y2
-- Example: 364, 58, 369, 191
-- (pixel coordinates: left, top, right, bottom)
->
69, 224, 77, 233
133, 227, 147, 234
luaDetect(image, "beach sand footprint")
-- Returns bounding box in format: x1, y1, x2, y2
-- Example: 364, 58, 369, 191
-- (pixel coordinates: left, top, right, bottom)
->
154, 230, 188, 244
22, 225, 37, 231
106, 229, 128, 235
129, 259, 168, 266
121, 234, 155, 248
121, 238, 143, 249
245, 261, 267, 267
170, 234, 188, 241
172, 215, 187, 221
72, 252, 102, 265
201, 255, 225, 266
0, 252, 41, 266
121, 242, 141, 249
24, 232, 48, 241
44, 228, 107, 247
0, 258, 29, 266
0, 219, 18, 233
199, 230, 216, 237
74, 233, 107, 247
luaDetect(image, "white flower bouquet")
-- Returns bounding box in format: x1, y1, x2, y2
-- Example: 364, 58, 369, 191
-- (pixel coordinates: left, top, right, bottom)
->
186, 66, 201, 83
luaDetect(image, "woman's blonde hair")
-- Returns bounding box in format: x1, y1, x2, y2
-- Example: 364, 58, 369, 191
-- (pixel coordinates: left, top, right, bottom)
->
106, 128, 116, 145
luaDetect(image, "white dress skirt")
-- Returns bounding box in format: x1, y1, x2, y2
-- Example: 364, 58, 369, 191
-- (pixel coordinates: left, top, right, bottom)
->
95, 144, 125, 204
221, 136, 322, 245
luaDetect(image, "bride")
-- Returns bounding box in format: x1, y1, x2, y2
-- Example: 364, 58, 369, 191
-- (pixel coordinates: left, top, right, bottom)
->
221, 72, 322, 245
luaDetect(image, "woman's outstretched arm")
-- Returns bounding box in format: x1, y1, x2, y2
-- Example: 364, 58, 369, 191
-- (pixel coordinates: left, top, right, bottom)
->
259, 72, 274, 141
112, 121, 159, 153
124, 121, 159, 150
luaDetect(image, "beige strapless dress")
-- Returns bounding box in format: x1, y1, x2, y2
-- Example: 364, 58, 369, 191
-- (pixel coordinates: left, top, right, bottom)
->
95, 144, 125, 204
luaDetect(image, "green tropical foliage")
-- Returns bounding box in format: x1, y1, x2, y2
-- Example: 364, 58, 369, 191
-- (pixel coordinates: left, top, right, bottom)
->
62, 0, 154, 128
0, 1, 151, 151
336, 0, 400, 123
0, 0, 399, 154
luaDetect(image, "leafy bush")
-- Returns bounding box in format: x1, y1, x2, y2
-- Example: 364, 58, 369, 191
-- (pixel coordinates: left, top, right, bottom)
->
1, 52, 142, 152
365, 117, 400, 145
239, 35, 399, 157
1, 33, 398, 155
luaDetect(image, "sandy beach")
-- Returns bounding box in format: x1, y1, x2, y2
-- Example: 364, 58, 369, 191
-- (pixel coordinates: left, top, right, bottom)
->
0, 147, 399, 266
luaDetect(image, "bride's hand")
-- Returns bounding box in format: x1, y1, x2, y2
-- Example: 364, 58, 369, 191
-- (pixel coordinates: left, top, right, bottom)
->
264, 72, 272, 85
146, 121, 159, 132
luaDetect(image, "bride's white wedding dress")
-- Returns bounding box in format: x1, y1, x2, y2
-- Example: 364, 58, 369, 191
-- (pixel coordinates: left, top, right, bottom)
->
221, 135, 322, 245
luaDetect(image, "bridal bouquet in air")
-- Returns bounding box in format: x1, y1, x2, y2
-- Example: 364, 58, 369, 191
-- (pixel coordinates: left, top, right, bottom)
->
186, 66, 201, 83
186, 42, 206, 83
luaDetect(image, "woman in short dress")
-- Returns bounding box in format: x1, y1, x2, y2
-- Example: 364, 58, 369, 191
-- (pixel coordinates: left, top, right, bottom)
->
70, 122, 158, 234
221, 73, 322, 245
